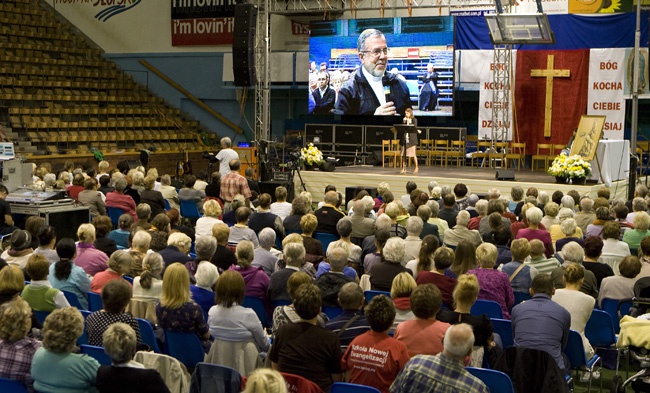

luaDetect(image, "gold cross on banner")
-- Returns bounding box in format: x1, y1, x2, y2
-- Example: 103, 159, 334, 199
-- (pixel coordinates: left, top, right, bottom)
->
530, 55, 571, 137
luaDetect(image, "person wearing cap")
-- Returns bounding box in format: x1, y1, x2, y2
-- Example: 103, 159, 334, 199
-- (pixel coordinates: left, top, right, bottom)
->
0, 230, 34, 269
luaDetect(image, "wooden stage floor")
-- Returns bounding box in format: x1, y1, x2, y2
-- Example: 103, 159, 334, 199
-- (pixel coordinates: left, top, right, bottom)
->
289, 164, 631, 202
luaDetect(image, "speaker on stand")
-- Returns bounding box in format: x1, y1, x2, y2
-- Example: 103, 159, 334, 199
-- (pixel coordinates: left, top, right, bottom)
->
232, 4, 258, 87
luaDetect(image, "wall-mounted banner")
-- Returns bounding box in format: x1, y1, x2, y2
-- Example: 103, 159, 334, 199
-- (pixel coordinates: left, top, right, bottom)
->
171, 0, 236, 46
587, 49, 625, 139
270, 15, 312, 51
568, 0, 633, 13
53, 0, 142, 22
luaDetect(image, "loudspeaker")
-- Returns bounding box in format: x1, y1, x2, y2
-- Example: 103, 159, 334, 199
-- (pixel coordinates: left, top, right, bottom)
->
366, 151, 383, 166
495, 170, 515, 181
232, 4, 257, 87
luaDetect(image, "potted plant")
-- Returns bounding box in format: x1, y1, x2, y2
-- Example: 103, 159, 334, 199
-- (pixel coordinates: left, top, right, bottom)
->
548, 153, 591, 184
300, 143, 324, 170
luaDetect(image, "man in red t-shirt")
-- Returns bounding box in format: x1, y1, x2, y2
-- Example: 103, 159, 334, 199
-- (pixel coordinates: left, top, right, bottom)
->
342, 295, 410, 393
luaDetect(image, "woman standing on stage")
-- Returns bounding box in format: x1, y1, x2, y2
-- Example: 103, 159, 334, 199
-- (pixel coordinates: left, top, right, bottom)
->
401, 108, 420, 174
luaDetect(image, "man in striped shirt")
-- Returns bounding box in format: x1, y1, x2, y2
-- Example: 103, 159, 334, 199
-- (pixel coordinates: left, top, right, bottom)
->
390, 323, 488, 393
525, 239, 561, 274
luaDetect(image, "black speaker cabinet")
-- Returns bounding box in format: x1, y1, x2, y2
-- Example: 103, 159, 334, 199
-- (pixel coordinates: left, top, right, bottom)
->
495, 170, 515, 181
233, 4, 258, 87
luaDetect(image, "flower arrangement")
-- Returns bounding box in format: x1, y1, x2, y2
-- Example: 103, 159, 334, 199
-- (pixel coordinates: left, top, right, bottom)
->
548, 153, 592, 179
300, 143, 323, 166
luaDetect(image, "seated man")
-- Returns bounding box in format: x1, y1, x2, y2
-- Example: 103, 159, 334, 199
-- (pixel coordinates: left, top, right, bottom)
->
342, 294, 410, 393
315, 248, 354, 307
269, 283, 342, 392
314, 191, 346, 235
511, 273, 571, 372
326, 283, 371, 347
390, 323, 488, 393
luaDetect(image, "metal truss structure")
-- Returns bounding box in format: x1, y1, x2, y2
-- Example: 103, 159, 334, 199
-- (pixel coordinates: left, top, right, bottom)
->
255, 0, 271, 143
491, 44, 513, 143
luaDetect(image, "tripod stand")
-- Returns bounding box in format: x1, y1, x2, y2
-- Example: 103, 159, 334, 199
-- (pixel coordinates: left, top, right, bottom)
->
286, 159, 307, 199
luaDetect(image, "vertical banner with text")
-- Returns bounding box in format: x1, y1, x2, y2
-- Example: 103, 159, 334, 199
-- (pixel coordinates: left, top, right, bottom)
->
587, 48, 626, 140
474, 51, 515, 140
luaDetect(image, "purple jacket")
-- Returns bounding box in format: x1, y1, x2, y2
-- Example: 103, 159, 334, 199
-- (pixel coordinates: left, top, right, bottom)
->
75, 243, 109, 276
230, 265, 270, 301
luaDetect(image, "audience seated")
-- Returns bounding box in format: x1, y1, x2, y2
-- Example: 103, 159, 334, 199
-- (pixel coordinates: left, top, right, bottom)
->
230, 240, 269, 302
93, 216, 117, 258
551, 242, 598, 298
342, 294, 410, 392
249, 193, 285, 242
91, 250, 133, 294
599, 256, 641, 307
156, 263, 211, 352
270, 186, 293, 221
283, 195, 310, 233
405, 234, 438, 279
395, 284, 450, 358
269, 283, 342, 392
555, 218, 584, 252
108, 214, 133, 249
96, 323, 170, 393
541, 201, 560, 230
498, 238, 538, 294
106, 178, 137, 219
269, 243, 306, 303
0, 230, 34, 270
194, 199, 224, 241
275, 234, 317, 278
140, 175, 166, 219
228, 207, 260, 248
391, 323, 488, 393
316, 248, 355, 307
86, 279, 142, 347
443, 210, 482, 248
32, 308, 101, 393
516, 207, 554, 258
623, 211, 650, 254
132, 204, 152, 232
159, 174, 180, 211
0, 297, 42, 391
325, 282, 371, 347
314, 191, 346, 235
299, 214, 325, 265
416, 246, 456, 309
252, 228, 279, 277
159, 232, 193, 272
211, 223, 237, 271
511, 274, 571, 372
21, 254, 70, 311
402, 216, 424, 264
325, 219, 362, 270
123, 245, 158, 295
167, 208, 195, 242
370, 237, 411, 291
178, 175, 206, 214
207, 270, 270, 354
49, 238, 91, 309
347, 198, 376, 240
127, 230, 151, 278
75, 224, 109, 276
468, 242, 514, 318
582, 236, 614, 288
32, 226, 59, 264
190, 261, 219, 315
390, 272, 417, 331
446, 240, 476, 279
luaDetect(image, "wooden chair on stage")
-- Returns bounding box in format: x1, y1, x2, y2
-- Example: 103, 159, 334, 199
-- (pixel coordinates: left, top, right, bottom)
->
446, 140, 466, 167
381, 139, 401, 168
430, 140, 449, 167
471, 140, 492, 168
416, 139, 433, 167
531, 143, 552, 171
489, 141, 509, 168
505, 142, 526, 170
552, 144, 565, 160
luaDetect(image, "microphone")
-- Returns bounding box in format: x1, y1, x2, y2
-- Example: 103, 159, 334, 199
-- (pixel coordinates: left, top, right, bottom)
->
382, 75, 391, 103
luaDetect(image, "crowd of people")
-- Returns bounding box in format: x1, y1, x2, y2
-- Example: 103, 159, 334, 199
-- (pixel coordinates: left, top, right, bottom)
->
1, 155, 650, 392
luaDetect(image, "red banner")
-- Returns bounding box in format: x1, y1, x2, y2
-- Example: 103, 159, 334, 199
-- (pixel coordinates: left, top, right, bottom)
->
515, 50, 590, 155
171, 17, 234, 46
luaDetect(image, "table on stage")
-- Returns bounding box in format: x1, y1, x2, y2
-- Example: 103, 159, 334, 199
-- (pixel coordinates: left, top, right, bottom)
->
589, 140, 630, 187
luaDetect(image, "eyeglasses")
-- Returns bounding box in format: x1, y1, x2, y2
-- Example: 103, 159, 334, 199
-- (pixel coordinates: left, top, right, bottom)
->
361, 47, 389, 57
318, 78, 327, 81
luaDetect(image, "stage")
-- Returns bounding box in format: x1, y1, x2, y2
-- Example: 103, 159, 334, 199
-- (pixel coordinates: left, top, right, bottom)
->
288, 164, 631, 203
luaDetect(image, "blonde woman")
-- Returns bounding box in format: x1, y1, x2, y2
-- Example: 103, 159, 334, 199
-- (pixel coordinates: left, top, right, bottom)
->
467, 243, 514, 319
132, 253, 164, 302
243, 369, 288, 393
74, 223, 109, 276
390, 272, 417, 331
156, 263, 211, 351
127, 230, 151, 277
195, 199, 223, 241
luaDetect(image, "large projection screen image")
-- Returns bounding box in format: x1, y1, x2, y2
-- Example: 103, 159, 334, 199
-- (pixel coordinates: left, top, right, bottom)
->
309, 16, 455, 117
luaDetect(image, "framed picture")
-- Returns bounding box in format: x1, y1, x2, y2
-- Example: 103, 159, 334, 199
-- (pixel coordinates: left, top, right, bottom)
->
570, 115, 606, 161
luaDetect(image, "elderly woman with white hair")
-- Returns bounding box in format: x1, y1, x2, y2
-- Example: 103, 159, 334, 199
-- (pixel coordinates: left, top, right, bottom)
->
384, 202, 407, 239
159, 174, 179, 210
585, 206, 611, 238
96, 323, 170, 392
554, 218, 584, 253
127, 229, 151, 277
74, 223, 109, 276
195, 199, 223, 241
369, 237, 412, 292
541, 202, 560, 230
90, 250, 134, 294
191, 260, 220, 315
468, 199, 487, 231
324, 219, 362, 270
159, 232, 193, 271
282, 195, 311, 233
516, 206, 554, 258
549, 207, 583, 245
252, 227, 278, 277
551, 241, 598, 298
403, 216, 424, 263
427, 200, 449, 242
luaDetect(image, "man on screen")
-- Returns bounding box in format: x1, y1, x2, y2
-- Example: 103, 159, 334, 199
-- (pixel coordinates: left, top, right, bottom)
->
419, 63, 439, 111
312, 71, 336, 114
334, 29, 412, 116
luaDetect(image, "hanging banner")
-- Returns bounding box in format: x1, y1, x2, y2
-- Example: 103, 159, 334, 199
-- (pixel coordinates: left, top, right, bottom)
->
171, 0, 236, 46
568, 0, 633, 14
587, 49, 626, 139
472, 51, 515, 140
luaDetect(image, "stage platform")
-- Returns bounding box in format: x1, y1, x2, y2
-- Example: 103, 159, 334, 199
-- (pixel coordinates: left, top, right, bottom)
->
289, 164, 631, 203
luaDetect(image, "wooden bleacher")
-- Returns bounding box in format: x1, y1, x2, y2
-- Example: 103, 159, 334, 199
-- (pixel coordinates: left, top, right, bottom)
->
0, 0, 215, 157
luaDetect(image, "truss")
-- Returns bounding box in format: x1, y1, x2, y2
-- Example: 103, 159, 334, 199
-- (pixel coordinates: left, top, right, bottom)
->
255, 0, 271, 142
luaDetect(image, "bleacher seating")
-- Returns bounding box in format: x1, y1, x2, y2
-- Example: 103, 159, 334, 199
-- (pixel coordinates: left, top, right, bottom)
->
0, 0, 210, 156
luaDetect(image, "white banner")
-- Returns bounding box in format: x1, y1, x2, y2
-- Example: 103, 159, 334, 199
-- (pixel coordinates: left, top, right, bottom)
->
587, 48, 626, 140
471, 51, 515, 140
513, 0, 568, 14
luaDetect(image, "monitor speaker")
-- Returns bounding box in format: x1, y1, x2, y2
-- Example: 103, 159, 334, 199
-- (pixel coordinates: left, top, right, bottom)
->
233, 4, 257, 87
495, 170, 515, 181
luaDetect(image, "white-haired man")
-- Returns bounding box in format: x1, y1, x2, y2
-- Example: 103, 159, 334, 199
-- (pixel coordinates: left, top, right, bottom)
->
390, 323, 488, 393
